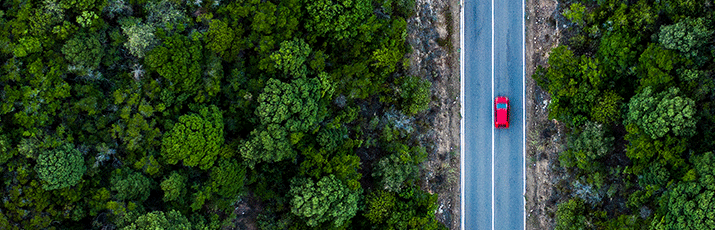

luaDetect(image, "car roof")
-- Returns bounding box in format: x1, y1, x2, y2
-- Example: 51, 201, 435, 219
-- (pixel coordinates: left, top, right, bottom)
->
496, 108, 508, 124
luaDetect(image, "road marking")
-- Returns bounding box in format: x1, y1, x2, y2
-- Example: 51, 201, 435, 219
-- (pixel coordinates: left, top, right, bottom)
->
522, 0, 527, 228
459, 0, 465, 229
491, 0, 495, 228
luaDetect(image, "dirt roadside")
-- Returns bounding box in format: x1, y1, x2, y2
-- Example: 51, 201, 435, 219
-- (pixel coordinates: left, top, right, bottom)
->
523, 0, 563, 229
406, 0, 461, 228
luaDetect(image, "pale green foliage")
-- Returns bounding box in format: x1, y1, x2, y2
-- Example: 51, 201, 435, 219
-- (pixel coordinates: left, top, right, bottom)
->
205, 19, 234, 57
652, 152, 715, 230
62, 33, 104, 70
13, 37, 42, 57
563, 3, 586, 26
76, 11, 99, 27
162, 105, 224, 170
289, 175, 361, 227
270, 38, 311, 78
103, 0, 131, 18
34, 143, 86, 190
305, 0, 372, 40
241, 78, 322, 165
120, 18, 157, 58
372, 41, 404, 76
364, 190, 396, 224
145, 0, 187, 28
133, 155, 161, 176
658, 17, 713, 57
373, 144, 427, 192
210, 158, 246, 199
626, 87, 696, 139
122, 210, 192, 230
555, 198, 588, 230
399, 76, 432, 115
591, 90, 622, 124
559, 121, 614, 173
110, 168, 152, 202
160, 171, 186, 202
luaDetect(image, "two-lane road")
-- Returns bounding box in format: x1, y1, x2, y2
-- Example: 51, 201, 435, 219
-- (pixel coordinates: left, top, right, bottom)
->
461, 0, 525, 228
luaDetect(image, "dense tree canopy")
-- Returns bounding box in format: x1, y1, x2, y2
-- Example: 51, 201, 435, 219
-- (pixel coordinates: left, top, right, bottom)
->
539, 0, 715, 228
652, 152, 715, 230
240, 77, 322, 165
0, 0, 444, 228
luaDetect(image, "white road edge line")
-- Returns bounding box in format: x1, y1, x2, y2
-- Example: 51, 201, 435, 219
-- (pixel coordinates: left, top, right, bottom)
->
522, 0, 527, 228
459, 0, 465, 229
491, 0, 495, 228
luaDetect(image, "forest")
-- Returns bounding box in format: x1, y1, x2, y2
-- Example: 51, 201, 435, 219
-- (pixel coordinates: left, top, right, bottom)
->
0, 0, 448, 229
535, 0, 715, 229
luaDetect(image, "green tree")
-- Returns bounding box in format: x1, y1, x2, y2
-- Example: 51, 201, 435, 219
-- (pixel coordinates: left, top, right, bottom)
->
210, 158, 246, 199
637, 43, 681, 91
563, 3, 586, 26
590, 90, 622, 124
626, 87, 697, 139
145, 33, 202, 93
625, 123, 688, 174
555, 198, 589, 230
145, 0, 187, 29
652, 152, 715, 230
658, 17, 713, 59
596, 29, 641, 79
533, 46, 605, 126
364, 189, 396, 224
160, 171, 186, 202
34, 143, 86, 190
270, 38, 311, 78
373, 185, 446, 229
399, 76, 432, 115
162, 105, 224, 170
61, 33, 104, 70
122, 210, 192, 230
205, 19, 236, 59
110, 83, 163, 152
372, 144, 427, 192
120, 17, 157, 58
559, 121, 614, 173
241, 77, 322, 165
13, 36, 42, 57
289, 174, 361, 228
110, 168, 152, 202
305, 0, 372, 40
657, 0, 704, 20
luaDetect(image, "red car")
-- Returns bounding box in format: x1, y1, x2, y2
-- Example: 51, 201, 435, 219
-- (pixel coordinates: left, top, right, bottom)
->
494, 96, 509, 128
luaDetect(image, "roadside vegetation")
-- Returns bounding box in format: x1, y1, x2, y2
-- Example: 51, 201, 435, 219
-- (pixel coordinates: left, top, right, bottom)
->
0, 0, 448, 229
535, 0, 715, 229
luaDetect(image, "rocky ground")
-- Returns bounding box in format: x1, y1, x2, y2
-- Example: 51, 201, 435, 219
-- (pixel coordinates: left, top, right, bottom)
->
406, 0, 462, 228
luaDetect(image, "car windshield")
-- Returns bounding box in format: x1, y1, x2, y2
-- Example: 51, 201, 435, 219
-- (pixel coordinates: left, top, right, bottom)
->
496, 103, 507, 109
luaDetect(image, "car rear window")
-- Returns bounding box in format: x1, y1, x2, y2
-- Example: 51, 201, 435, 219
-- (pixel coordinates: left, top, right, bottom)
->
496, 103, 507, 109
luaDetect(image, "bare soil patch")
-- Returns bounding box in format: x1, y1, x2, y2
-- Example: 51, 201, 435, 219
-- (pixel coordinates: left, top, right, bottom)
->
406, 0, 462, 228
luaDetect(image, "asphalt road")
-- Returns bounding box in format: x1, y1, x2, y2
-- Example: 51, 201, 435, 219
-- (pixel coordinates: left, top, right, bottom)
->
461, 0, 524, 228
